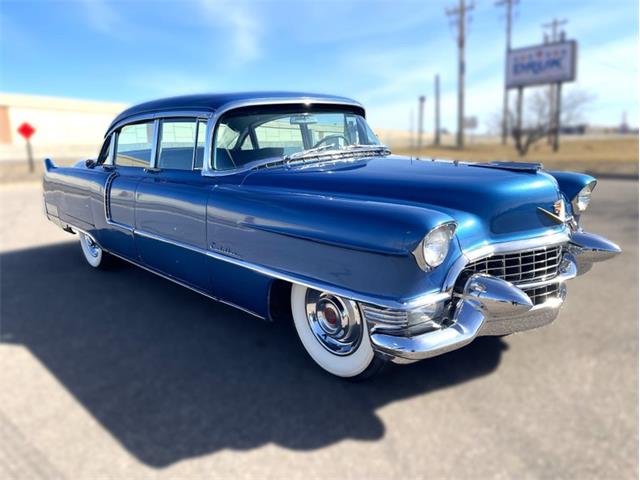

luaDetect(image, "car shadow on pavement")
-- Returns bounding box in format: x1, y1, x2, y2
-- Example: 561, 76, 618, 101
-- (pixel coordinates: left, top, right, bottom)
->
1, 242, 507, 468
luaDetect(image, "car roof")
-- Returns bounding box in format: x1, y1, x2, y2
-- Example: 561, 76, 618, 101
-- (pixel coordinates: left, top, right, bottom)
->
108, 92, 364, 132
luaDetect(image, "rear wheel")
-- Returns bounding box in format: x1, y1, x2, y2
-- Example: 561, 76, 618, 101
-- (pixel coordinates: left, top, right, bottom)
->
79, 232, 111, 269
290, 284, 385, 379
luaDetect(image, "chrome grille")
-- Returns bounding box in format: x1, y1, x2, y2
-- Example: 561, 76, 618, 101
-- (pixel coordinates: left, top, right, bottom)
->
522, 283, 560, 305
462, 245, 563, 305
464, 245, 562, 285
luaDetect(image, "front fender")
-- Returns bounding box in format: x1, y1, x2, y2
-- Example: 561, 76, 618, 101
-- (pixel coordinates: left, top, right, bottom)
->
206, 185, 459, 304
546, 170, 596, 206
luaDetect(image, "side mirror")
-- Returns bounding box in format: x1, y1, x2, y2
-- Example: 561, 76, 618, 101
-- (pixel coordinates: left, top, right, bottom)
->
85, 159, 97, 169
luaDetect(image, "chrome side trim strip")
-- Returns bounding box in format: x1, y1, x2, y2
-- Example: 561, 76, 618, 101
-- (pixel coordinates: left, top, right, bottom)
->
68, 225, 265, 320
103, 171, 119, 221
102, 171, 135, 232
62, 221, 574, 312
133, 227, 444, 310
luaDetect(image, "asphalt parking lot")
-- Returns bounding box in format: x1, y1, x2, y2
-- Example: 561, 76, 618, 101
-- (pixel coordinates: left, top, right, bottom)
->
0, 179, 637, 479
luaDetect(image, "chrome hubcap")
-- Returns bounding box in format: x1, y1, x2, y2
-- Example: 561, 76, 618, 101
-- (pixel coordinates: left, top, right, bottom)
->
305, 290, 363, 355
83, 234, 101, 258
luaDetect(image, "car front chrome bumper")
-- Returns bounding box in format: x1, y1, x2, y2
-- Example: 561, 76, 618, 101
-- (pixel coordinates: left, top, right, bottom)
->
368, 230, 620, 364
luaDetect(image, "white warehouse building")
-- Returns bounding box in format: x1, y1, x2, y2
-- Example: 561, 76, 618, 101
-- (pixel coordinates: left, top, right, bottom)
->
0, 92, 128, 165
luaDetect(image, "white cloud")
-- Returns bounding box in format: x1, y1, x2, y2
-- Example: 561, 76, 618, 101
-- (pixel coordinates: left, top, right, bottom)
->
198, 0, 261, 65
79, 0, 122, 37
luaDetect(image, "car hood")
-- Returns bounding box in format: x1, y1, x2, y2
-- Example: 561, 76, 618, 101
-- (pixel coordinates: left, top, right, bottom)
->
242, 155, 567, 252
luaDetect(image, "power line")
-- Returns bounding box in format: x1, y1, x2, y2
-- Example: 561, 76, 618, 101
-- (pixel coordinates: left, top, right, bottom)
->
446, 0, 474, 149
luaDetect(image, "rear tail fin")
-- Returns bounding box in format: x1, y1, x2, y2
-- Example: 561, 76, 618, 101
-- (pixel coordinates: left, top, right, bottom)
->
43, 158, 57, 173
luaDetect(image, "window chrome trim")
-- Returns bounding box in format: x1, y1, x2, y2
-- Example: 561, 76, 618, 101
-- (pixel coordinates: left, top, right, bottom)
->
106, 110, 214, 138
149, 119, 160, 169
200, 96, 365, 177
108, 112, 211, 172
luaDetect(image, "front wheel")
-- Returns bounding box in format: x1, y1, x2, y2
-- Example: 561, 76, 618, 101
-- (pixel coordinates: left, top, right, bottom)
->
290, 284, 385, 379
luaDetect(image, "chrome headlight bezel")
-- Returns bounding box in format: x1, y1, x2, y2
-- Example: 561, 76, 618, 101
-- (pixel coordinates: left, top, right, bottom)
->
571, 180, 597, 213
413, 222, 457, 271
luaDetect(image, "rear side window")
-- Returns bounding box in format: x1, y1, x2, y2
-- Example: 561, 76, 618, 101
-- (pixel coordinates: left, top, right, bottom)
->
158, 120, 197, 170
116, 123, 153, 167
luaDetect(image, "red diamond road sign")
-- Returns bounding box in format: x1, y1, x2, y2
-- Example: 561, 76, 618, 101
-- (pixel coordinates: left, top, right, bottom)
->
17, 122, 36, 140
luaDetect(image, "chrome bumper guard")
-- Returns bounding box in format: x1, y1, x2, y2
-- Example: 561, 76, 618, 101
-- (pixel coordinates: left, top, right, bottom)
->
368, 231, 620, 364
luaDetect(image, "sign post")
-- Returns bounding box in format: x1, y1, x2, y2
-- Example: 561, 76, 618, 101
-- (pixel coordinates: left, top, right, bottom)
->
505, 40, 577, 152
17, 122, 36, 172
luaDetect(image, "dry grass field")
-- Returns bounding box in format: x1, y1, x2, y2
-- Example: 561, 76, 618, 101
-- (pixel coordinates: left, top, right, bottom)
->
394, 136, 639, 177
1, 136, 637, 184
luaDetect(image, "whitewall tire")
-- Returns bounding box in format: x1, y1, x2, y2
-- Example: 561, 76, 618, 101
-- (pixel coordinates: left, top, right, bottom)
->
290, 284, 384, 379
79, 232, 107, 268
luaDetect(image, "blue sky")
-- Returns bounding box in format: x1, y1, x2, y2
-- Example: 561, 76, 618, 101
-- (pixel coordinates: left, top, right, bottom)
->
1, 0, 638, 132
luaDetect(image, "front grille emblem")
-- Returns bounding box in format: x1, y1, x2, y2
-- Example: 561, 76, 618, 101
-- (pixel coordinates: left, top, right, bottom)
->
538, 200, 566, 224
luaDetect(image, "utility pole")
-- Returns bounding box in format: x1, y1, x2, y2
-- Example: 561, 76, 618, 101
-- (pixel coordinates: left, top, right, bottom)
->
446, 0, 474, 149
543, 18, 567, 147
434, 74, 441, 146
552, 82, 562, 151
417, 95, 426, 151
409, 109, 415, 151
495, 0, 517, 145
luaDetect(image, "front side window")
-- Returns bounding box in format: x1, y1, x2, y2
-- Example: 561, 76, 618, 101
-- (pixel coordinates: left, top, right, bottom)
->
115, 122, 154, 167
213, 109, 380, 171
158, 120, 197, 170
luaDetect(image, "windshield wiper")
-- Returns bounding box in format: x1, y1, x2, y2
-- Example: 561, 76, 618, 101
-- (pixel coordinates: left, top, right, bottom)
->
251, 143, 391, 171
342, 144, 391, 154
283, 144, 336, 161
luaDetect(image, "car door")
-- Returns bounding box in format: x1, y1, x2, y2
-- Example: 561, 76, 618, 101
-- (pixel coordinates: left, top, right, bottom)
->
134, 118, 212, 290
100, 120, 156, 260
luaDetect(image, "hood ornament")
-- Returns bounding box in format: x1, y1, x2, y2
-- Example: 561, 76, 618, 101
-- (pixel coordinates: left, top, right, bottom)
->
538, 200, 566, 224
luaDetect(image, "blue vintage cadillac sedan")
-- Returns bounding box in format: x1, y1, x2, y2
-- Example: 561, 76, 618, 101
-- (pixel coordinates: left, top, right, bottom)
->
43, 92, 620, 379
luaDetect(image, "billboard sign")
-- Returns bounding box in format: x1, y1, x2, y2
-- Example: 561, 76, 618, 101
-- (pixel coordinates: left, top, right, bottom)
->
506, 40, 577, 88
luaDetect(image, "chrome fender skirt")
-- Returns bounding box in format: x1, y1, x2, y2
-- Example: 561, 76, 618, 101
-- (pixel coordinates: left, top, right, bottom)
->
568, 231, 621, 275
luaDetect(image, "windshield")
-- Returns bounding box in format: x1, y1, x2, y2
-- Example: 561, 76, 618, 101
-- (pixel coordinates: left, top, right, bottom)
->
213, 109, 382, 171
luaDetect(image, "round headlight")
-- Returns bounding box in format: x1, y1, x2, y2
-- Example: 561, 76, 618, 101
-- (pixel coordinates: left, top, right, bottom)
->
420, 223, 456, 270
572, 181, 596, 213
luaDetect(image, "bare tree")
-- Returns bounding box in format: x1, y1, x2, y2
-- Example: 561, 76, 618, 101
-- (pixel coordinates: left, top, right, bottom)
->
503, 87, 594, 156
